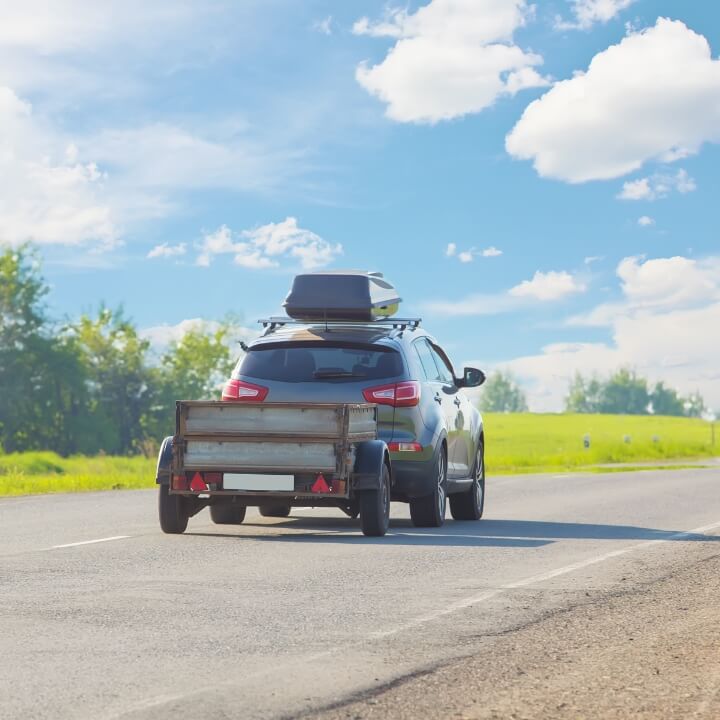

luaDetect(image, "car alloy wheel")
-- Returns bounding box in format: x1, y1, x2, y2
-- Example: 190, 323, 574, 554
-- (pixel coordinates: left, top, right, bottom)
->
437, 450, 447, 519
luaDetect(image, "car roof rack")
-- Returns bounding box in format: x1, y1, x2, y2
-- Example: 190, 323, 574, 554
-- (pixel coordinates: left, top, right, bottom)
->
258, 316, 422, 334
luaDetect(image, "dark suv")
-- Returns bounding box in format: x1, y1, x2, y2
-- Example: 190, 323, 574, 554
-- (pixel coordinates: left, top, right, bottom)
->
222, 319, 486, 527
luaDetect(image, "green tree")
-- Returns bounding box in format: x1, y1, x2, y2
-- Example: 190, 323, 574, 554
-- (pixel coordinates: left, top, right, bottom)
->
479, 371, 528, 413
0, 246, 88, 453
596, 369, 649, 415
146, 322, 236, 441
67, 307, 152, 454
650, 381, 685, 416
565, 373, 603, 413
683, 391, 705, 418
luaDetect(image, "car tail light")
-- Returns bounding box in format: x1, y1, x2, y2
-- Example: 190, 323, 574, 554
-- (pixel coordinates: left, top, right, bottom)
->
363, 381, 421, 407
222, 379, 269, 402
388, 442, 423, 452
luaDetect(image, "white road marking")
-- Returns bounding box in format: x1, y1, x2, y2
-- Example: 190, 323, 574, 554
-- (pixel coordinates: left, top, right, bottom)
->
370, 519, 720, 639
50, 535, 130, 550
108, 518, 720, 719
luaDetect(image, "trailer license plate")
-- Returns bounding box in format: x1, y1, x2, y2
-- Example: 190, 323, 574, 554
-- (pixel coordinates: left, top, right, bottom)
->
223, 474, 294, 491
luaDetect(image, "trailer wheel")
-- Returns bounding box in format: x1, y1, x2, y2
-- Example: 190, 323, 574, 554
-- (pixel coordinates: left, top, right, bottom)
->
210, 503, 247, 525
359, 463, 391, 537
158, 484, 189, 534
259, 503, 291, 518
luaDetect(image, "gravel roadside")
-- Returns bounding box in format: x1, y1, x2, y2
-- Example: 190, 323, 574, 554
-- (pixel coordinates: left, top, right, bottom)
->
308, 550, 720, 720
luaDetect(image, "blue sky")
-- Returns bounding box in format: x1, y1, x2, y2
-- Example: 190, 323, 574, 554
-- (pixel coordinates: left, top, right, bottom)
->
2, 0, 719, 411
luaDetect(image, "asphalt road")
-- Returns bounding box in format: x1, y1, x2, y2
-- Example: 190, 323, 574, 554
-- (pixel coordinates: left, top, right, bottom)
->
2, 467, 719, 720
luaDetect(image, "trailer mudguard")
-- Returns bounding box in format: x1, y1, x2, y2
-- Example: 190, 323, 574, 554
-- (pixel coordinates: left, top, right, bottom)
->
352, 440, 390, 491
155, 435, 173, 485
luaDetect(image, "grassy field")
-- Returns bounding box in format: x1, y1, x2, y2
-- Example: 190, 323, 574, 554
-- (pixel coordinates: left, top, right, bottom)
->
0, 453, 154, 497
0, 414, 716, 496
484, 413, 717, 474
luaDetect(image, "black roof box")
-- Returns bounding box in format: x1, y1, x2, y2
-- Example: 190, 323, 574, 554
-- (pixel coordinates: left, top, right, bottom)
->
283, 271, 402, 322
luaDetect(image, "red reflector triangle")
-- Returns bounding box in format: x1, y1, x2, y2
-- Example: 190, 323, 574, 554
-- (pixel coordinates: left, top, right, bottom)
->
190, 472, 208, 492
311, 474, 330, 494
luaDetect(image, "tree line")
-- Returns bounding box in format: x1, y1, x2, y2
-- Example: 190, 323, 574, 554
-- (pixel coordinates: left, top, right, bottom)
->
480, 369, 706, 417
0, 246, 237, 455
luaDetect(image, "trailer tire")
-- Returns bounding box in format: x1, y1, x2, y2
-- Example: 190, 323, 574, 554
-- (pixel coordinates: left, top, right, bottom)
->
158, 484, 189, 534
259, 503, 291, 518
359, 463, 391, 537
210, 503, 247, 525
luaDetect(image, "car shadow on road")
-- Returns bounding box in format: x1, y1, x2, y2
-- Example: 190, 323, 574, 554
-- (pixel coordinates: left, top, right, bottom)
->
186, 516, 720, 547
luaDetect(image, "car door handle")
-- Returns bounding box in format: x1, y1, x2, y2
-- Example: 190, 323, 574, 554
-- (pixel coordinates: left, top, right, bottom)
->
453, 397, 462, 407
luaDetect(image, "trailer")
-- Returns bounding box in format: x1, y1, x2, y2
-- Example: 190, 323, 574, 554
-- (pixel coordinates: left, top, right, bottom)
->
156, 401, 392, 537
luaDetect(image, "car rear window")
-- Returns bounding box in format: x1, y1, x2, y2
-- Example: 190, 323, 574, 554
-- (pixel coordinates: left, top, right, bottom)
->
234, 342, 404, 383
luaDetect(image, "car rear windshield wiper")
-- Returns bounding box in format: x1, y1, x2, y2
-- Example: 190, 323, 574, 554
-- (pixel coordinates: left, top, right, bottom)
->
312, 370, 363, 379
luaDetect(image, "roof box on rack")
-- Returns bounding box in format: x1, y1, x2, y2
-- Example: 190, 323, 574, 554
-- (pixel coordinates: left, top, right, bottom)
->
283, 271, 402, 322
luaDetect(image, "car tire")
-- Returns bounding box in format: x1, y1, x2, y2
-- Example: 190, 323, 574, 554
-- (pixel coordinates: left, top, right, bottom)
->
158, 483, 189, 534
359, 463, 391, 537
210, 503, 247, 525
259, 503, 291, 518
409, 446, 447, 528
450, 441, 485, 521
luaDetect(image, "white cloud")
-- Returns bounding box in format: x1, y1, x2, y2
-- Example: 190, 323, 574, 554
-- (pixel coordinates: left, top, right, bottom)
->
313, 16, 333, 35
426, 268, 586, 315
354, 0, 550, 124
195, 217, 342, 271
141, 317, 257, 354
506, 19, 720, 182
637, 215, 654, 227
446, 244, 503, 263
584, 255, 603, 265
509, 270, 587, 301
618, 169, 697, 200
0, 87, 117, 249
147, 242, 186, 259
556, 0, 636, 31
505, 254, 720, 411
482, 246, 503, 257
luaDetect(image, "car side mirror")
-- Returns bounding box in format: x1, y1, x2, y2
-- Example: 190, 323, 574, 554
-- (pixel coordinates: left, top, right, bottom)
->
458, 367, 485, 388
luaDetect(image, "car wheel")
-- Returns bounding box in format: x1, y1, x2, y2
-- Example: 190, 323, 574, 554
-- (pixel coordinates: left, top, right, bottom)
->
409, 446, 447, 528
359, 463, 391, 537
158, 484, 189, 534
450, 441, 485, 521
210, 502, 247, 525
259, 503, 291, 518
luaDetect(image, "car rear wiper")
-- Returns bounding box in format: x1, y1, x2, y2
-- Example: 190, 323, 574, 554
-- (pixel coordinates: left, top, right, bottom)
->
312, 370, 363, 379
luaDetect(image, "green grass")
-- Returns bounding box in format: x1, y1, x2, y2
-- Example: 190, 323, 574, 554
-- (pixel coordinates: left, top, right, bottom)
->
0, 414, 716, 496
0, 452, 155, 496
484, 413, 718, 474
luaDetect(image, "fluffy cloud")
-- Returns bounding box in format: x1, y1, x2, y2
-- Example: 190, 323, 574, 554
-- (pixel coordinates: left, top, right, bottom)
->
147, 242, 186, 259
637, 216, 654, 227
0, 87, 117, 248
195, 217, 342, 270
482, 246, 503, 257
617, 169, 697, 200
506, 19, 720, 182
354, 0, 549, 123
556, 0, 636, 31
509, 270, 586, 301
498, 255, 720, 411
446, 244, 503, 262
426, 268, 586, 315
